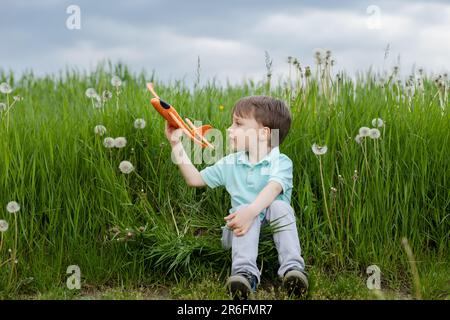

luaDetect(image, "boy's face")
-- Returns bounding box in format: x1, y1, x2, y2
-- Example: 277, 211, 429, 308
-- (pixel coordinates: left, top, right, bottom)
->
227, 113, 270, 152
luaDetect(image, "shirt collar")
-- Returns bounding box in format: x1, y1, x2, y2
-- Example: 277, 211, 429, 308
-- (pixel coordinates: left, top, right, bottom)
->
237, 147, 280, 166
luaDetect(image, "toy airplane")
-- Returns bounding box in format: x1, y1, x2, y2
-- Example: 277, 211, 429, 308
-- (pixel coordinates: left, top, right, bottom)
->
147, 83, 214, 149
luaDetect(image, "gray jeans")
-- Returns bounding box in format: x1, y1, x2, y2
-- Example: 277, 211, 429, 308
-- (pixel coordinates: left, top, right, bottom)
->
222, 200, 306, 283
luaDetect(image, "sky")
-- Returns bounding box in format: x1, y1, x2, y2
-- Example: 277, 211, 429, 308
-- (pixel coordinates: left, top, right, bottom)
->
1, 0, 449, 85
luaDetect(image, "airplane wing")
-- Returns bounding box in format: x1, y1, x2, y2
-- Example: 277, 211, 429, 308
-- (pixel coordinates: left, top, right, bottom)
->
168, 112, 208, 148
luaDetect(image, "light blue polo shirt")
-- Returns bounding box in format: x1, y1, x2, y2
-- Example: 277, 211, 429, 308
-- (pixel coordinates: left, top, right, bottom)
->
200, 147, 293, 220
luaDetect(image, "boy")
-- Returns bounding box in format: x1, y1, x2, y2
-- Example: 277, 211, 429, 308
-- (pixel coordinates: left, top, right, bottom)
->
165, 96, 308, 299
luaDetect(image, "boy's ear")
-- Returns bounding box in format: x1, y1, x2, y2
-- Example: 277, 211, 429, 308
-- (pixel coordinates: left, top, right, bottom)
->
259, 127, 271, 141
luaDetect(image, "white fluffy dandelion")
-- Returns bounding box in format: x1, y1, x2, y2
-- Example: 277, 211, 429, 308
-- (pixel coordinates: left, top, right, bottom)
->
312, 143, 328, 155
0, 219, 8, 232
102, 90, 113, 100
111, 76, 122, 87
119, 161, 134, 174
355, 134, 363, 144
369, 128, 381, 139
94, 125, 107, 136
85, 88, 97, 98
103, 137, 115, 148
134, 118, 146, 129
0, 82, 12, 94
0, 102, 6, 112
371, 118, 384, 128
114, 137, 127, 148
6, 201, 20, 213
359, 127, 371, 137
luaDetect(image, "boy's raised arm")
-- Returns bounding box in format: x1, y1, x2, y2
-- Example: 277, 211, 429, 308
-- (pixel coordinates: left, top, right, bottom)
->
166, 122, 206, 188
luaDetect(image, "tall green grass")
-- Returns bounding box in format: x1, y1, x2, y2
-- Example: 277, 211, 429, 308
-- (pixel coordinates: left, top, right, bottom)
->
0, 60, 448, 298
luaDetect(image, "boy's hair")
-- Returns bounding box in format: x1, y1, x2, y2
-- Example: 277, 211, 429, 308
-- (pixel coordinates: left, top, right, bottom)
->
231, 96, 291, 147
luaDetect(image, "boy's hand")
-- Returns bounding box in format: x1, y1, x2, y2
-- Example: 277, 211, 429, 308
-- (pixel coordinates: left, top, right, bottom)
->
224, 206, 259, 236
165, 121, 183, 146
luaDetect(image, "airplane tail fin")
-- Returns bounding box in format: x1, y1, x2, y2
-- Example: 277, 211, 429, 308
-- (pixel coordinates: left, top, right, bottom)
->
185, 119, 214, 149
195, 125, 212, 136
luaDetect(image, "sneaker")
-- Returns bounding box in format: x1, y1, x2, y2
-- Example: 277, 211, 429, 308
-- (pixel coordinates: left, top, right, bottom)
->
282, 268, 309, 297
226, 272, 258, 300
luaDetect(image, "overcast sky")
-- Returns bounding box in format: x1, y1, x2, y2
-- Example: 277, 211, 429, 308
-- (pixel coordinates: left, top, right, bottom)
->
1, 0, 449, 85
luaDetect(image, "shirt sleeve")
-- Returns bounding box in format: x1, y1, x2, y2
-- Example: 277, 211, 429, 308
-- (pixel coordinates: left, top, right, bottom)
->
268, 155, 293, 194
200, 157, 227, 188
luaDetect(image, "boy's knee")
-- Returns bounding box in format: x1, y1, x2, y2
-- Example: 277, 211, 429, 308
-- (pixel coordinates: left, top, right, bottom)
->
269, 200, 294, 212
267, 200, 295, 221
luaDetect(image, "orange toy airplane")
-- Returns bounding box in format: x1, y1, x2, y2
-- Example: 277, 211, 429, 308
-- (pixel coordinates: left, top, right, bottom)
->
147, 83, 214, 149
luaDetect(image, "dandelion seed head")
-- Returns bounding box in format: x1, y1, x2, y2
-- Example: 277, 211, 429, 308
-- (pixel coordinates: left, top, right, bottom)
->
85, 88, 97, 98
312, 143, 328, 155
6, 201, 20, 213
111, 76, 122, 87
369, 128, 381, 139
355, 134, 363, 144
371, 118, 384, 128
0, 219, 8, 232
134, 118, 146, 129
314, 49, 323, 64
393, 66, 399, 74
114, 137, 127, 148
119, 160, 134, 174
359, 127, 371, 137
0, 82, 12, 94
102, 90, 112, 100
103, 137, 115, 148
0, 102, 6, 112
94, 125, 107, 136
13, 95, 23, 102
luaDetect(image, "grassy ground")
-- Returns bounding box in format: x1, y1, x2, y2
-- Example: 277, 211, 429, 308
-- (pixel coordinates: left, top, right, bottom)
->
0, 59, 448, 299
18, 261, 449, 300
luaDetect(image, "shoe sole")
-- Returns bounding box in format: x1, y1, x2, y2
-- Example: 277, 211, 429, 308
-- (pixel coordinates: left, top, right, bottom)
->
226, 275, 252, 300
283, 270, 309, 297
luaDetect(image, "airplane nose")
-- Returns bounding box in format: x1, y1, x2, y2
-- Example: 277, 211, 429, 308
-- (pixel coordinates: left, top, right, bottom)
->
150, 98, 160, 107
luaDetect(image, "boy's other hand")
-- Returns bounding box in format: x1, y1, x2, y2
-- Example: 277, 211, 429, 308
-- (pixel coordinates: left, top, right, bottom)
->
224, 206, 259, 236
165, 121, 183, 146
